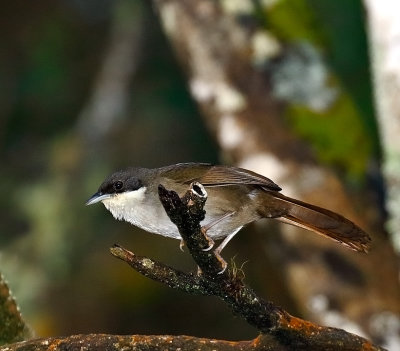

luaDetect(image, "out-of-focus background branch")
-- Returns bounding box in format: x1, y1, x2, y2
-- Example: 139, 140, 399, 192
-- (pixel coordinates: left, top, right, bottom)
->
364, 0, 400, 253
0, 0, 399, 349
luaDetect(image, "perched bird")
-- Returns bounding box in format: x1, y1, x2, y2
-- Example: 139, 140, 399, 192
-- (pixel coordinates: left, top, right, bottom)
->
86, 163, 371, 254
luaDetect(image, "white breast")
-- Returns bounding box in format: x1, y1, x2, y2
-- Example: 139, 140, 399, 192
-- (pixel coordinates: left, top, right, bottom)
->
102, 187, 181, 239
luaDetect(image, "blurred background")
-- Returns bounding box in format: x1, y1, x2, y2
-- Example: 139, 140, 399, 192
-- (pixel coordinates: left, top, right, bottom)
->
1, 0, 399, 348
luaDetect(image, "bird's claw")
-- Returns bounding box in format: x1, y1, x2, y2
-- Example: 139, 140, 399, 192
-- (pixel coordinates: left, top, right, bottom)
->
217, 263, 227, 275
215, 252, 227, 274
201, 232, 215, 252
196, 251, 227, 276
179, 240, 185, 252
197, 266, 202, 276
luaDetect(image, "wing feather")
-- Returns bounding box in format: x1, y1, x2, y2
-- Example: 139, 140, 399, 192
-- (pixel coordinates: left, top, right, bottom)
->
160, 163, 281, 191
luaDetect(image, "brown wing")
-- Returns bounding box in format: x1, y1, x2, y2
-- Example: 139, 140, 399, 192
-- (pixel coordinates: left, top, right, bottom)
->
160, 163, 281, 191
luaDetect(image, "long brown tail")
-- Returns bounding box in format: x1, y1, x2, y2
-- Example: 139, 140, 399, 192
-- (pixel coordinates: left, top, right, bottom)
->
266, 193, 371, 252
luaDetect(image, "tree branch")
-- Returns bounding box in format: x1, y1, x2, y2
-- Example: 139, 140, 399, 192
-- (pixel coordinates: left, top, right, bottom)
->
109, 183, 384, 351
110, 244, 209, 294
1, 333, 284, 351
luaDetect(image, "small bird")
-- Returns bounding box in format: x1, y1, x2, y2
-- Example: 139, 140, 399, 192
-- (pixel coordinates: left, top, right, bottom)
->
86, 163, 371, 254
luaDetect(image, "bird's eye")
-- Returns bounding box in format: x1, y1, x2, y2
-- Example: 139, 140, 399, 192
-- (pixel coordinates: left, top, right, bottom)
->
114, 181, 123, 191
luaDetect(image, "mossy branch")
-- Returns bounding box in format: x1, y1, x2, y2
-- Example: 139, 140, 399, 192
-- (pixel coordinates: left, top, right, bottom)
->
0, 273, 33, 346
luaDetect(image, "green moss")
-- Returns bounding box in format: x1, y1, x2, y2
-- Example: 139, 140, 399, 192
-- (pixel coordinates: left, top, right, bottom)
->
286, 90, 371, 178
265, 0, 326, 46
261, 1, 372, 179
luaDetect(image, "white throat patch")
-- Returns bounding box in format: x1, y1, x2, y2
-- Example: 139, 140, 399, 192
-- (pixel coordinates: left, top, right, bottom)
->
102, 187, 147, 222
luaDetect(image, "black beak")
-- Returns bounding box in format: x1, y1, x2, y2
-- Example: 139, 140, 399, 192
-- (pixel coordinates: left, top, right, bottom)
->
86, 192, 112, 206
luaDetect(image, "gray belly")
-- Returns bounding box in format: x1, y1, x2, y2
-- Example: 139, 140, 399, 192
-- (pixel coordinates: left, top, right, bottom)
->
133, 192, 260, 240
130, 201, 245, 240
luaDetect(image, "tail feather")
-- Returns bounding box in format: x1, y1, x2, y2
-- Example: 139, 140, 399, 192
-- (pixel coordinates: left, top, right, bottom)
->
271, 193, 371, 253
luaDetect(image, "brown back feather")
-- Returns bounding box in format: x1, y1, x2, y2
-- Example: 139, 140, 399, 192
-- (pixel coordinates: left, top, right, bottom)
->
161, 163, 281, 191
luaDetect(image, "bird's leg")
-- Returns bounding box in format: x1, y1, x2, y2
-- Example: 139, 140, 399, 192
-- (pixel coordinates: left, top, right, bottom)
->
198, 212, 236, 274
200, 212, 235, 251
211, 229, 241, 274
215, 229, 240, 255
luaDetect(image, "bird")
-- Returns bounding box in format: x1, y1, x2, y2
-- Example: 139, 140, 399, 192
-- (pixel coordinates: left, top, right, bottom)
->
86, 163, 371, 254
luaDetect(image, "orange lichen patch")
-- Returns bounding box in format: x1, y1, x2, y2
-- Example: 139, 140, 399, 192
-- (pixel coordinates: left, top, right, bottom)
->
280, 315, 323, 335
47, 338, 63, 351
214, 339, 241, 347
249, 335, 263, 347
130, 334, 175, 344
361, 341, 379, 351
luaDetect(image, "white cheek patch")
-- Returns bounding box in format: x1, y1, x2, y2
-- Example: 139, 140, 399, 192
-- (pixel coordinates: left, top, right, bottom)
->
102, 187, 147, 221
